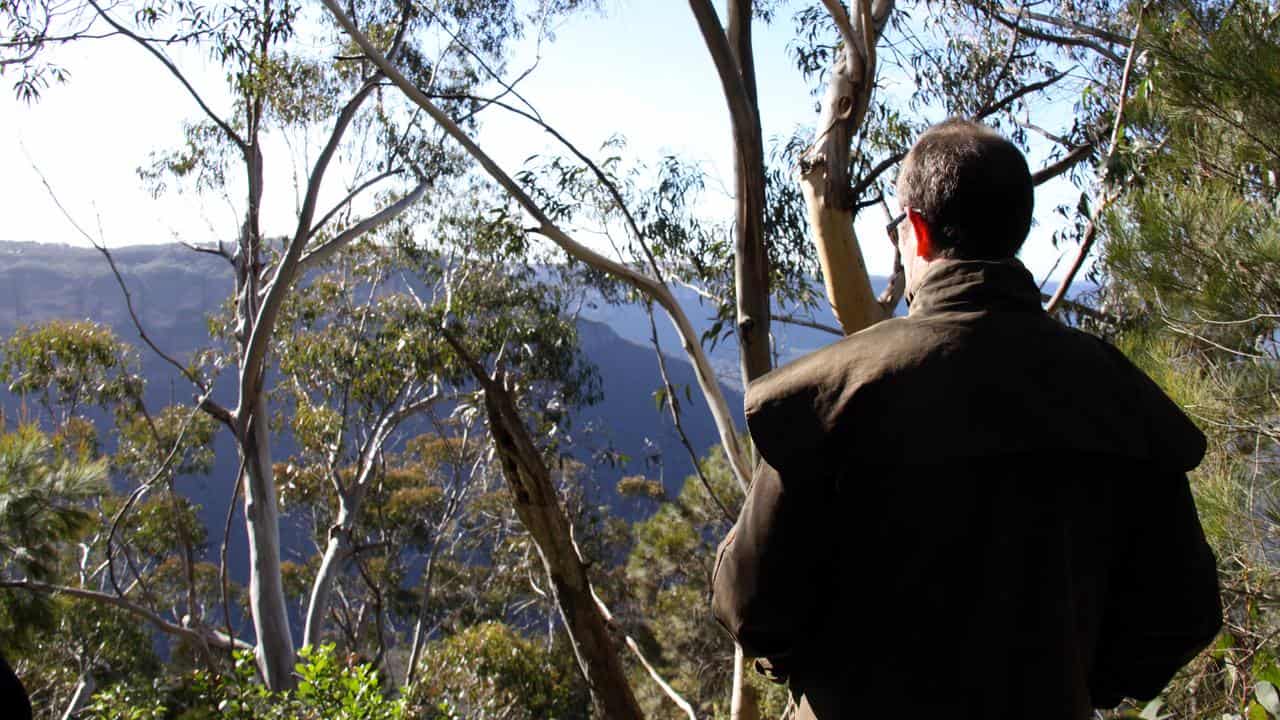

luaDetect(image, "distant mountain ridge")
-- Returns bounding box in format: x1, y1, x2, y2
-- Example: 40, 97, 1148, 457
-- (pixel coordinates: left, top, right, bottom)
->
1, 241, 859, 578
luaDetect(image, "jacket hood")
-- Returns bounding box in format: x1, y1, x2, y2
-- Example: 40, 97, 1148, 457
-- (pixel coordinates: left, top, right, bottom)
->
744, 258, 1207, 474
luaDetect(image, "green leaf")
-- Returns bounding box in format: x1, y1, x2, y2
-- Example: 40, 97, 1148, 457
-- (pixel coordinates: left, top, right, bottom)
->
652, 387, 667, 413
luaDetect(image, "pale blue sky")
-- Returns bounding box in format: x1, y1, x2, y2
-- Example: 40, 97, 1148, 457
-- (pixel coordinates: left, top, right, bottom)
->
0, 1, 1085, 285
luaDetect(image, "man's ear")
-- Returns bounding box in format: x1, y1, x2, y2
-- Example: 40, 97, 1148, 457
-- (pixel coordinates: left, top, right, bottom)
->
906, 208, 933, 259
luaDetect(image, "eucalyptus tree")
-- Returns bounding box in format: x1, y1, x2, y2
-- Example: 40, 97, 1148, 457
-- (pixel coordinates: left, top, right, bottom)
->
1, 321, 142, 429
325, 0, 1153, 715
1, 323, 227, 718
267, 232, 596, 667
1, 0, 584, 689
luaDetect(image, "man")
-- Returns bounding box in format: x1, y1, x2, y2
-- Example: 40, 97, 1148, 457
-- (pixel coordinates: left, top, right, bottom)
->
711, 119, 1222, 719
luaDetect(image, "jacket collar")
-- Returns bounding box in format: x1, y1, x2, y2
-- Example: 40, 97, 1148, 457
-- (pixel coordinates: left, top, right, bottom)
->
907, 257, 1043, 316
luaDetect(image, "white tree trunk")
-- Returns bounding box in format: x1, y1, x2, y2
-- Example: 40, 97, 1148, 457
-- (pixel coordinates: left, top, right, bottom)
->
241, 396, 296, 690
60, 671, 94, 720
800, 0, 895, 335
302, 498, 356, 649
404, 544, 441, 686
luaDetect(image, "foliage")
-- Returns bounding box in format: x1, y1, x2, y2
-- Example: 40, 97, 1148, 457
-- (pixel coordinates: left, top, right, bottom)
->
0, 424, 104, 586
1, 320, 142, 425
85, 645, 405, 720
620, 446, 789, 719
1098, 0, 1280, 715
0, 424, 167, 718
405, 621, 588, 720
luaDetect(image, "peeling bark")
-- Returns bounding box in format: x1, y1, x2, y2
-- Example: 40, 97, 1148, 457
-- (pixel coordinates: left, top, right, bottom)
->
443, 331, 643, 720
800, 0, 896, 335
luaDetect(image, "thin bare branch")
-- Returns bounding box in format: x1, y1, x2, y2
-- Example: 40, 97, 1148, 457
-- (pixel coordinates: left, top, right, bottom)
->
1, 580, 251, 651
321, 0, 752, 490
1044, 191, 1119, 313
428, 91, 662, 279
976, 68, 1074, 119
297, 178, 430, 275
293, 78, 381, 247
646, 303, 734, 524
83, 0, 245, 149
995, 6, 1129, 44
1046, 7, 1144, 313
1040, 292, 1117, 324
987, 10, 1124, 64
773, 314, 844, 336
594, 588, 698, 720
307, 168, 404, 240
1033, 143, 1094, 185
24, 156, 226, 412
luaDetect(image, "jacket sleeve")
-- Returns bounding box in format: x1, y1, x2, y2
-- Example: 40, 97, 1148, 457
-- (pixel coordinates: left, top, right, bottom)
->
710, 456, 835, 667
1090, 470, 1223, 707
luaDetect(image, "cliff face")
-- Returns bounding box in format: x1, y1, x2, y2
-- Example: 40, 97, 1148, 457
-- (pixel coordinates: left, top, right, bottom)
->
0, 242, 229, 334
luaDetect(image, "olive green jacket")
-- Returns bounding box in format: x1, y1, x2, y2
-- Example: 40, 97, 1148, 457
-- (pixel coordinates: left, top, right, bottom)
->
711, 258, 1221, 719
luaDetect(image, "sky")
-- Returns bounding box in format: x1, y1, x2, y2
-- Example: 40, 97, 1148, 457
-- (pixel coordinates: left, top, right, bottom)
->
0, 1, 1087, 287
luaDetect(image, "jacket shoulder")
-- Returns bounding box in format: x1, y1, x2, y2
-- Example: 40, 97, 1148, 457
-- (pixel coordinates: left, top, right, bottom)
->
744, 313, 1206, 474
743, 317, 934, 471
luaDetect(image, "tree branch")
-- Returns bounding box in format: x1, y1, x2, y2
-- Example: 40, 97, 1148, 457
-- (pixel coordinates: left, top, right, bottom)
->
0, 580, 250, 651
975, 68, 1074, 119
1046, 7, 1144, 313
243, 78, 389, 401
773, 314, 843, 336
320, 0, 752, 491
687, 0, 761, 154
83, 0, 245, 150
293, 78, 381, 250
1032, 143, 1094, 185
426, 92, 660, 279
646, 303, 734, 524
995, 6, 1129, 45
297, 178, 431, 275
307, 168, 404, 241
988, 11, 1124, 64
594, 588, 698, 720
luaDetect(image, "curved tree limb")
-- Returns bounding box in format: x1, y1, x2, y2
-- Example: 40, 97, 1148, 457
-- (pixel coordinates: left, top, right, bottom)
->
594, 587, 698, 720
800, 0, 896, 335
1032, 142, 1094, 185
646, 303, 735, 524
297, 178, 430, 275
83, 0, 245, 150
242, 76, 383, 405
439, 329, 644, 720
995, 6, 1129, 44
689, 0, 771, 383
320, 0, 752, 491
0, 580, 251, 652
988, 12, 1125, 65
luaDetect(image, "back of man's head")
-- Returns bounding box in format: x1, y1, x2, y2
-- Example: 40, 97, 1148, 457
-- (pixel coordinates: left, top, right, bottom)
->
896, 119, 1034, 259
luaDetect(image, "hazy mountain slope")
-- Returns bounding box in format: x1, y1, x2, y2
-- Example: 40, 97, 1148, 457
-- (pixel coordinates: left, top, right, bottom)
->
0, 242, 758, 575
